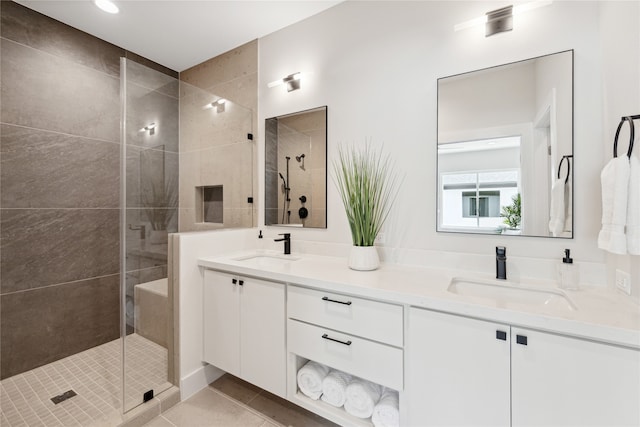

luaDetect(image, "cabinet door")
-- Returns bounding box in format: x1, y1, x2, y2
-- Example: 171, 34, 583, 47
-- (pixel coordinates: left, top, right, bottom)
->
407, 308, 510, 427
240, 277, 286, 397
512, 327, 640, 427
203, 270, 240, 376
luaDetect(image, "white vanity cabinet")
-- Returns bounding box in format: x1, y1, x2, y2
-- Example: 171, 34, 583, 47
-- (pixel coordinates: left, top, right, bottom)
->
287, 285, 404, 391
407, 307, 640, 427
406, 307, 511, 427
203, 269, 286, 397
511, 327, 640, 427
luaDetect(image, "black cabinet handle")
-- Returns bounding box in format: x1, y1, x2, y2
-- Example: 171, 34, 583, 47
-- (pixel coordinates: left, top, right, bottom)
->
238, 280, 244, 286
321, 333, 352, 346
516, 335, 528, 346
496, 330, 507, 341
232, 278, 237, 285
322, 296, 352, 306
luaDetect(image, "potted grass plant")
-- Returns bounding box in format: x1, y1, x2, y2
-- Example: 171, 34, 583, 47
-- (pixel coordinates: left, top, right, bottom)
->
333, 143, 401, 270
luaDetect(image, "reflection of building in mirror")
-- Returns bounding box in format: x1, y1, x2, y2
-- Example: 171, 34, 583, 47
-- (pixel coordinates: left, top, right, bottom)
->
441, 169, 520, 233
439, 136, 521, 233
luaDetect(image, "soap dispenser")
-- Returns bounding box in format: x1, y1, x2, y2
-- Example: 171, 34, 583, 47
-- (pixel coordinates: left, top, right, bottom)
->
558, 249, 579, 290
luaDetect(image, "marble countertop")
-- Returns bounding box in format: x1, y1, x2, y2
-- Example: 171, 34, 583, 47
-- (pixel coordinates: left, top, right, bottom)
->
198, 250, 640, 349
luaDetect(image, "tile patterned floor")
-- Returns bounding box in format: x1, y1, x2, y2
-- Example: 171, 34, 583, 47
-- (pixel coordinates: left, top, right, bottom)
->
0, 334, 169, 427
144, 374, 339, 427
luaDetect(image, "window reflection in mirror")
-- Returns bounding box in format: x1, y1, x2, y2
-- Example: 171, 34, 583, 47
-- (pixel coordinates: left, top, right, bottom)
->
439, 137, 521, 233
437, 50, 573, 238
265, 106, 327, 228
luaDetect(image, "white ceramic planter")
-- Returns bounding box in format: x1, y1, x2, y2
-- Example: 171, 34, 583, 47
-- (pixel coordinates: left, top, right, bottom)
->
348, 246, 380, 271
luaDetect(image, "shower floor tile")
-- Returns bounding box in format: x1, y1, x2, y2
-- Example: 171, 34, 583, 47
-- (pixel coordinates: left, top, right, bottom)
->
0, 334, 169, 427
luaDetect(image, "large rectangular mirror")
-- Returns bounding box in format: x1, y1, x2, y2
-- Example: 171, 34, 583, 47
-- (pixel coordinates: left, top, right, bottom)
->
265, 106, 327, 228
437, 50, 573, 238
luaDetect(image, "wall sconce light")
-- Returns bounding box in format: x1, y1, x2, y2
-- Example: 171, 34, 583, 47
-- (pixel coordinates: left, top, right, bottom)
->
210, 98, 226, 113
485, 5, 513, 36
454, 1, 553, 36
140, 123, 156, 135
268, 73, 302, 92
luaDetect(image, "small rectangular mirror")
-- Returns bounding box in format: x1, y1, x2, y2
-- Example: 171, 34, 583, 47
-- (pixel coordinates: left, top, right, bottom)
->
265, 106, 327, 228
437, 50, 573, 238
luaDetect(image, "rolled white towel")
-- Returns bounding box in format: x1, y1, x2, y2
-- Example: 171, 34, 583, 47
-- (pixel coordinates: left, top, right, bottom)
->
627, 155, 640, 255
372, 388, 400, 427
321, 370, 352, 408
344, 378, 382, 419
598, 156, 630, 254
297, 361, 329, 400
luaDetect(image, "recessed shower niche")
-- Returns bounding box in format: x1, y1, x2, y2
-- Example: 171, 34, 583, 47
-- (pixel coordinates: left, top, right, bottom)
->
197, 185, 224, 224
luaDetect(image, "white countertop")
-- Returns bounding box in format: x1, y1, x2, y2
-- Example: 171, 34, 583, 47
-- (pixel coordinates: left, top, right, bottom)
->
198, 250, 640, 349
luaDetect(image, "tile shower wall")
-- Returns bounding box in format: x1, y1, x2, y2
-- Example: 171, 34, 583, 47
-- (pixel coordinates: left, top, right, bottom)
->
0, 1, 177, 379
179, 40, 257, 231
277, 111, 327, 227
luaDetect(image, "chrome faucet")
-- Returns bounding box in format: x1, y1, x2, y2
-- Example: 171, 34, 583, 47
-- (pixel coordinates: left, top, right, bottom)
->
496, 246, 507, 280
274, 233, 291, 255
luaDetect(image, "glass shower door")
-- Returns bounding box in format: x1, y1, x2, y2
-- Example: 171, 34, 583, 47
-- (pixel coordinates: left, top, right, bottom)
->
121, 58, 178, 411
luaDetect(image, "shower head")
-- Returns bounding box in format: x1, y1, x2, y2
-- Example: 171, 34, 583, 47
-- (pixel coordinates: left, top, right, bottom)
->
295, 154, 306, 162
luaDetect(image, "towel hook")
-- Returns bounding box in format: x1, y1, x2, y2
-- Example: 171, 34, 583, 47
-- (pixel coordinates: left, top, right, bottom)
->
613, 116, 635, 158
557, 155, 572, 184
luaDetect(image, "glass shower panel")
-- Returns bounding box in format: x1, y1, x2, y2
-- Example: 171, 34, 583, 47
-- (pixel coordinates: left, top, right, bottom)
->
179, 82, 253, 231
121, 58, 178, 412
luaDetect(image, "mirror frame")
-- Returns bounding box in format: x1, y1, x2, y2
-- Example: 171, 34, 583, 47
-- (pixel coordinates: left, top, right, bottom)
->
265, 106, 328, 229
436, 50, 574, 238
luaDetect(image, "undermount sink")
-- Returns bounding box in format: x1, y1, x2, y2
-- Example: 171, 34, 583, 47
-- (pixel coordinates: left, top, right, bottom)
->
232, 252, 300, 267
447, 277, 577, 311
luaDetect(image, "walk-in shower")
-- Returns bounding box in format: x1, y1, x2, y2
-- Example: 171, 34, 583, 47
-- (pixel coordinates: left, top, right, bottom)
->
0, 50, 253, 427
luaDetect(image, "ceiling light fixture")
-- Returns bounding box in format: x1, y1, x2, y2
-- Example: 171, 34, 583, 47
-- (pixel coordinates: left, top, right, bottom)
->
268, 73, 302, 92
454, 1, 553, 35
94, 0, 119, 14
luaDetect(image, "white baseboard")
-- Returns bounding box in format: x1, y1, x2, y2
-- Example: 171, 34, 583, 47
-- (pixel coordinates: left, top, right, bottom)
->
180, 364, 225, 401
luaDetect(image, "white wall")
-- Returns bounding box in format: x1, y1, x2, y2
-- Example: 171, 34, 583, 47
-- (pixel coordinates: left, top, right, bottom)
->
599, 1, 640, 302
438, 61, 536, 137
258, 1, 617, 273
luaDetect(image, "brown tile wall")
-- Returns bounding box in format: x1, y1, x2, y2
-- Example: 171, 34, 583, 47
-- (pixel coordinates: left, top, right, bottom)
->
0, 1, 177, 379
178, 40, 258, 231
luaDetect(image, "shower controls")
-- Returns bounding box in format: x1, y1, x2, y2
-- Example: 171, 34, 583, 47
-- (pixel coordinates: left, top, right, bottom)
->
298, 207, 308, 219
299, 195, 307, 203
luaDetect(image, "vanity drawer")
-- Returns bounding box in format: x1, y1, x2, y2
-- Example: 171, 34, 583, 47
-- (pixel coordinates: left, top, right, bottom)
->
288, 319, 403, 390
287, 285, 403, 347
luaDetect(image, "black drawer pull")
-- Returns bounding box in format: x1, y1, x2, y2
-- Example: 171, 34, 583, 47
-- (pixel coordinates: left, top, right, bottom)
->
496, 330, 507, 341
238, 280, 244, 286
322, 296, 352, 305
321, 333, 352, 346
232, 278, 237, 285
516, 335, 528, 346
